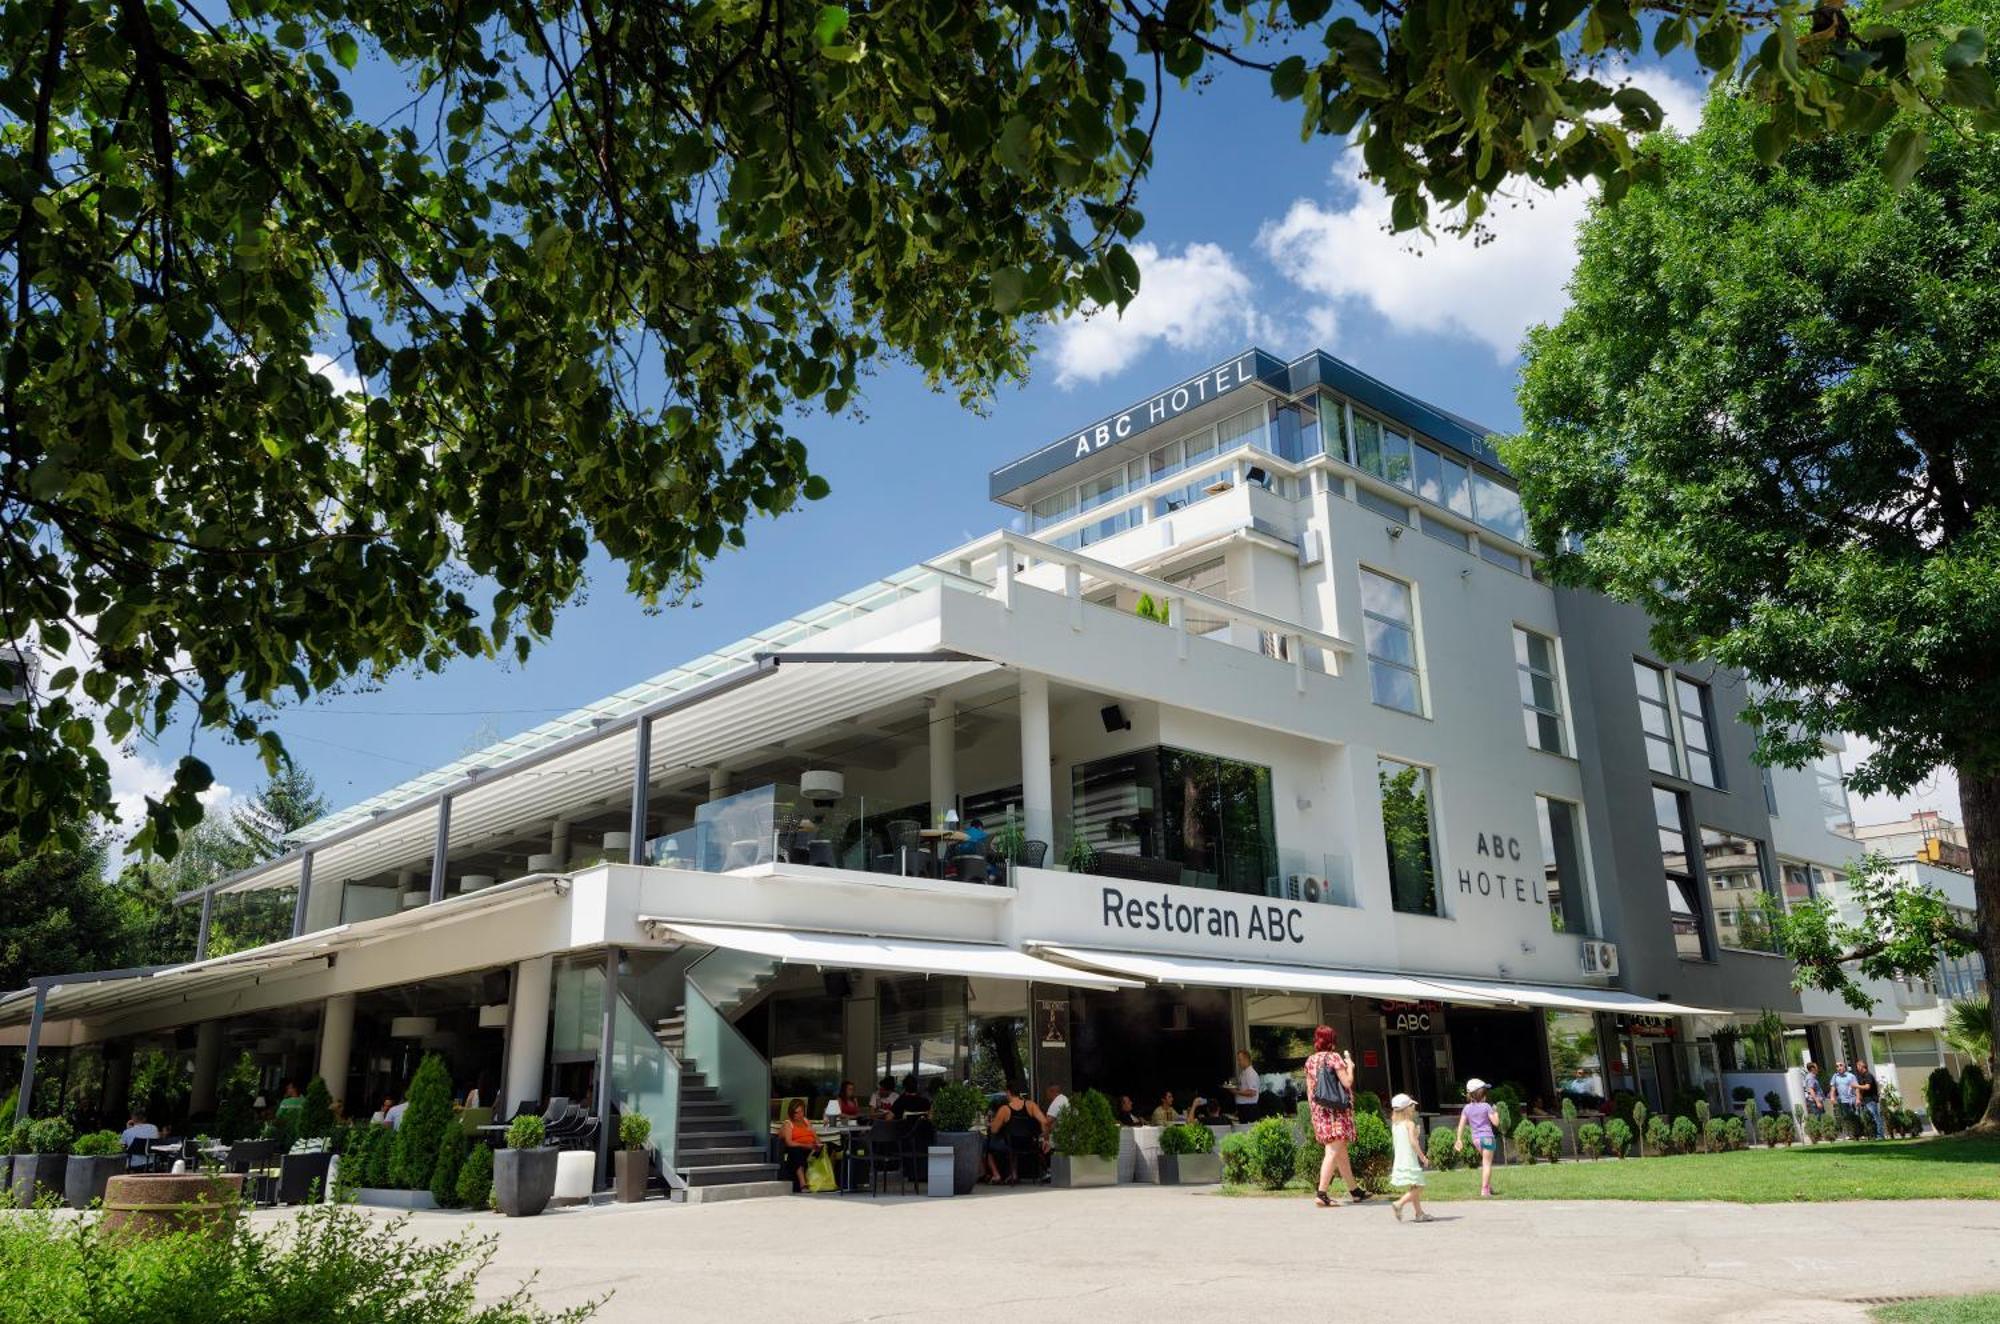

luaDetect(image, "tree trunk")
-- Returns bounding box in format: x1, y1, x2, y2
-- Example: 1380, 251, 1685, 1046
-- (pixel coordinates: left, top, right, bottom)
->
1954, 765, 2000, 1132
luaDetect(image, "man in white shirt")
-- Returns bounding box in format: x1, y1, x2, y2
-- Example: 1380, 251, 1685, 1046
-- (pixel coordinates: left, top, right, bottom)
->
1231, 1049, 1262, 1122
119, 1112, 160, 1168
385, 1098, 409, 1129
1042, 1084, 1070, 1127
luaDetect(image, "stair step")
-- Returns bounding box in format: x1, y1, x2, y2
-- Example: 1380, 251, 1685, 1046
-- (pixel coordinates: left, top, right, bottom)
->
678, 1162, 784, 1186
679, 1085, 720, 1103
678, 1130, 762, 1151
677, 1146, 769, 1168
680, 1099, 736, 1117
674, 1179, 792, 1205
680, 1116, 746, 1134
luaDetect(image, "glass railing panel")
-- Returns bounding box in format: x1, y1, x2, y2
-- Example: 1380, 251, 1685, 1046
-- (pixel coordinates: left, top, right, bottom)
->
682, 963, 772, 1137
609, 987, 678, 1180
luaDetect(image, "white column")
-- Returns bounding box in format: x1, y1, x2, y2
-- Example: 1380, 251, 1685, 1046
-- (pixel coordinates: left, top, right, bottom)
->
708, 767, 729, 800
316, 994, 356, 1111
928, 698, 957, 822
504, 955, 554, 1113
1019, 674, 1054, 851
190, 1020, 224, 1114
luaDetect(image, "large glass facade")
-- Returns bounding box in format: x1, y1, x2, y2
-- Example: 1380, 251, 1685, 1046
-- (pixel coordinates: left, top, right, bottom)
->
1537, 796, 1589, 935
1655, 787, 1707, 960
1702, 826, 1778, 954
1379, 757, 1440, 917
876, 974, 968, 1091
1068, 745, 1279, 894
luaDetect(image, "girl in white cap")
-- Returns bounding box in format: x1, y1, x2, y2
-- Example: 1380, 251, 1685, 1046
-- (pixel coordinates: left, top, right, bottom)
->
1454, 1078, 1501, 1197
1387, 1094, 1431, 1222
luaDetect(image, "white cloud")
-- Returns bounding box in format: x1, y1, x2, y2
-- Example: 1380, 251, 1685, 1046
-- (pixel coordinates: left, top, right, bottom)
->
1839, 735, 1961, 828
307, 352, 366, 397
1045, 242, 1262, 388
1255, 65, 1705, 363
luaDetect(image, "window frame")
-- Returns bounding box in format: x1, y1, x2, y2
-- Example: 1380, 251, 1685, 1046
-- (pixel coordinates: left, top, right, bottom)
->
1359, 566, 1425, 716
1536, 794, 1591, 936
1378, 756, 1442, 918
1675, 677, 1722, 789
1634, 661, 1681, 777
1514, 626, 1568, 756
1654, 786, 1710, 962
1699, 825, 1780, 956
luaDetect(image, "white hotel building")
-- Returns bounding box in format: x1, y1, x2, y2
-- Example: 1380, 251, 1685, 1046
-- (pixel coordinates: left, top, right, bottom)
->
2, 348, 1891, 1192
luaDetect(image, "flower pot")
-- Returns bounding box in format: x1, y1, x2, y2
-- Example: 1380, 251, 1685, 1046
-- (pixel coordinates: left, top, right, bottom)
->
101, 1173, 244, 1241
936, 1132, 983, 1195
493, 1146, 559, 1217
278, 1151, 333, 1205
1156, 1151, 1222, 1185
1050, 1153, 1117, 1188
10, 1153, 68, 1206
614, 1149, 649, 1204
65, 1155, 129, 1209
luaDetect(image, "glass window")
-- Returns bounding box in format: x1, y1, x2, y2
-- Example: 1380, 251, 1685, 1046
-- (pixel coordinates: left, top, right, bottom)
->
1030, 486, 1077, 532
1077, 468, 1126, 513
1538, 796, 1589, 935
1779, 859, 1816, 912
1149, 439, 1183, 483
1413, 445, 1472, 517
1702, 827, 1778, 954
1355, 485, 1412, 525
1634, 662, 1680, 777
1655, 787, 1707, 960
1419, 513, 1469, 550
1813, 753, 1850, 833
1515, 628, 1566, 754
1473, 472, 1526, 542
1068, 745, 1278, 895
1379, 428, 1413, 489
1318, 394, 1349, 462
1479, 542, 1525, 574
1676, 678, 1720, 788
875, 975, 966, 1096
1353, 413, 1382, 477
1272, 400, 1321, 462
1216, 404, 1264, 454
1182, 424, 1217, 471
1379, 757, 1439, 917
1167, 558, 1229, 636
1361, 569, 1422, 715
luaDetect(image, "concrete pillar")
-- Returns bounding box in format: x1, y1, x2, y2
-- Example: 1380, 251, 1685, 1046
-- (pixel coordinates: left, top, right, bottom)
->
429, 797, 452, 904
1019, 674, 1054, 851
707, 767, 729, 800
550, 820, 571, 870
627, 719, 652, 864
504, 955, 554, 1114
317, 994, 356, 1111
15, 987, 46, 1125
928, 698, 957, 823
190, 1020, 224, 1115
291, 852, 315, 938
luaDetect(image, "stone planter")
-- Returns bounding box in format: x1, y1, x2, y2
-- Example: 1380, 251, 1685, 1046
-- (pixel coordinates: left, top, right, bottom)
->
278, 1151, 333, 1205
101, 1173, 243, 1241
493, 1146, 559, 1217
355, 1186, 438, 1210
65, 1155, 130, 1209
614, 1149, 649, 1204
10, 1153, 68, 1206
1050, 1153, 1117, 1188
1157, 1151, 1222, 1185
936, 1132, 983, 1195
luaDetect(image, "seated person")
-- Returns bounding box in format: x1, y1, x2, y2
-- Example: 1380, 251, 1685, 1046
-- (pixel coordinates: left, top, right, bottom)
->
1115, 1095, 1145, 1127
824, 1080, 861, 1122
369, 1096, 396, 1126
870, 1076, 899, 1115
779, 1101, 821, 1193
982, 1082, 1047, 1185
892, 1075, 931, 1119
1149, 1091, 1180, 1126
956, 819, 989, 856
119, 1111, 160, 1168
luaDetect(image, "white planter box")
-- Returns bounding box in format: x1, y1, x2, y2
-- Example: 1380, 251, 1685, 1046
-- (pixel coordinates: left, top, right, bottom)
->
355, 1187, 438, 1211
1051, 1154, 1117, 1188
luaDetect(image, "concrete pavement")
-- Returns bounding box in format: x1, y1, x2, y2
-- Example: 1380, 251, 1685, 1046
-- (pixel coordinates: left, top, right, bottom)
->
303, 1188, 2000, 1323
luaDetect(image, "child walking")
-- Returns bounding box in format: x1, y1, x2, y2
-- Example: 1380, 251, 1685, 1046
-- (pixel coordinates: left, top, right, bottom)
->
1388, 1093, 1431, 1223
1454, 1077, 1500, 1197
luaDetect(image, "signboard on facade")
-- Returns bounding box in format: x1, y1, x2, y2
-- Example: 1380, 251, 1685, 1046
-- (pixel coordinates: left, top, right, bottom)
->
1378, 1000, 1448, 1035
1037, 998, 1070, 1049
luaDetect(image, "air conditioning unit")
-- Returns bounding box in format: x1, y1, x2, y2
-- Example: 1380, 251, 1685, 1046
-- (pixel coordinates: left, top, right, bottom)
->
1581, 941, 1620, 978
1297, 529, 1324, 568
1288, 874, 1328, 905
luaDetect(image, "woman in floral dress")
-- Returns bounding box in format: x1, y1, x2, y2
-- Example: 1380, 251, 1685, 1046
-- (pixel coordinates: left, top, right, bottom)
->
1305, 1025, 1365, 1207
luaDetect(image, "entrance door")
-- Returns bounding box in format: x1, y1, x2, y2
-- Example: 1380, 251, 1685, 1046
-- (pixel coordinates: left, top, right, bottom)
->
1391, 1034, 1454, 1111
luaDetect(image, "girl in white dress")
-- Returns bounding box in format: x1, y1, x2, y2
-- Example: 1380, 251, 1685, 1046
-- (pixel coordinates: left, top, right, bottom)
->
1388, 1093, 1432, 1223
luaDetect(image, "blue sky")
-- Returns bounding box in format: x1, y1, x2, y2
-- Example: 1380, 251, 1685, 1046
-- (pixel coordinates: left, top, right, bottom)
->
105, 49, 1945, 833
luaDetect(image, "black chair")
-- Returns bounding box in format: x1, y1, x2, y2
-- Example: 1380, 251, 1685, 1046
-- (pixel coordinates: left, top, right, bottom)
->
862, 1120, 909, 1196
808, 839, 836, 868
1016, 840, 1048, 868
126, 1137, 151, 1172
954, 854, 990, 885
539, 1096, 571, 1123
1004, 1122, 1044, 1184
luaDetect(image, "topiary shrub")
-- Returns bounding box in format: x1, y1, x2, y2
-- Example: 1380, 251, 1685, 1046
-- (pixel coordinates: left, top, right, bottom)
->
505, 1114, 546, 1151
1159, 1121, 1215, 1155
27, 1117, 73, 1155
1291, 1102, 1322, 1168
1631, 1101, 1650, 1156
390, 1054, 453, 1191
1051, 1089, 1119, 1160
1731, 1086, 1755, 1106
1513, 1119, 1538, 1164
1758, 1114, 1789, 1148
1349, 1110, 1393, 1192
1426, 1126, 1460, 1171
1488, 1082, 1526, 1121
7, 1120, 32, 1155
618, 1113, 652, 1151
1670, 1116, 1697, 1154
1577, 1122, 1604, 1159
1560, 1096, 1578, 1123
301, 1077, 336, 1140
363, 1125, 394, 1187
1531, 1120, 1563, 1163
930, 1081, 984, 1133
72, 1130, 122, 1158
1351, 1090, 1386, 1122
1694, 1099, 1713, 1151
430, 1126, 468, 1208
456, 1141, 494, 1210
1926, 1067, 1961, 1134
1959, 1065, 1990, 1129
1244, 1116, 1297, 1190
1609, 1090, 1639, 1134
1603, 1118, 1631, 1158
1764, 1090, 1783, 1115
1218, 1131, 1252, 1185
1644, 1115, 1670, 1155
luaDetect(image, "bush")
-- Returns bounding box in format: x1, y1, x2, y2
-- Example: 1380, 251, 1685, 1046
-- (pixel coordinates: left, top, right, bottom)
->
301, 1078, 336, 1140
1050, 1089, 1119, 1160
1603, 1118, 1632, 1157
1351, 1090, 1386, 1122
1926, 1067, 1961, 1134
1960, 1065, 1991, 1128
1349, 1110, 1393, 1192
1669, 1116, 1697, 1154
6, 1120, 31, 1155
1758, 1114, 1789, 1147
1576, 1122, 1604, 1159
1560, 1096, 1578, 1122
214, 1051, 260, 1143
363, 1125, 395, 1187
1244, 1116, 1298, 1190
1609, 1090, 1639, 1134
1426, 1126, 1461, 1171
1488, 1082, 1526, 1120
456, 1141, 495, 1211
1218, 1132, 1252, 1184
431, 1126, 469, 1208
1159, 1121, 1215, 1156
390, 1054, 454, 1191
1512, 1119, 1538, 1163
1531, 1121, 1563, 1163
1694, 1099, 1712, 1149
1290, 1102, 1321, 1167
265, 1111, 300, 1157
618, 1113, 652, 1151
505, 1114, 546, 1151
1671, 1088, 1703, 1125
27, 1117, 73, 1155
1764, 1090, 1783, 1115
1730, 1086, 1755, 1105
1644, 1115, 1670, 1155
1631, 1101, 1650, 1154
930, 1081, 984, 1133
72, 1130, 123, 1158
0, 1198, 594, 1321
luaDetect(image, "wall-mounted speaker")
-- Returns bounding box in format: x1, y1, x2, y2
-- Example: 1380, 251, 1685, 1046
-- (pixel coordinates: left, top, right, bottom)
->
482, 970, 511, 1005
1100, 704, 1131, 733
823, 970, 854, 1000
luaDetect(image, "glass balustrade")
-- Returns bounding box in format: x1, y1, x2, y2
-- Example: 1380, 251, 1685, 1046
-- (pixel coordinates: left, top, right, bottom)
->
608, 983, 679, 1181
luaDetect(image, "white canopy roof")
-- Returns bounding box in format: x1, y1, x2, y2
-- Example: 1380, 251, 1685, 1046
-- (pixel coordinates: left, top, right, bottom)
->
1032, 947, 1511, 1004
651, 922, 1138, 990
1416, 976, 1722, 1018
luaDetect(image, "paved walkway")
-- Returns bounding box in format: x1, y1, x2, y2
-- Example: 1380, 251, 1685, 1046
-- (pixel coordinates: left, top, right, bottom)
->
315, 1189, 2000, 1323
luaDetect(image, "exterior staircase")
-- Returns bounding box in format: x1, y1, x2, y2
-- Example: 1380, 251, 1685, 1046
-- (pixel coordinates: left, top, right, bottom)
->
655, 972, 788, 1202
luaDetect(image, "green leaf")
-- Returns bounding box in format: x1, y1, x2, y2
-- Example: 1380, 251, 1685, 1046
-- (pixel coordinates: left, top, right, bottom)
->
991, 267, 1026, 314
1271, 56, 1308, 100
1880, 125, 1926, 189
328, 31, 359, 71
801, 475, 831, 500
812, 5, 850, 48
1943, 65, 1996, 113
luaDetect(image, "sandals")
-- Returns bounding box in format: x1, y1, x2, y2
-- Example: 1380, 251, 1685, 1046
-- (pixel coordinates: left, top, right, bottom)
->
1414, 1213, 1436, 1223
1347, 1187, 1369, 1203
1391, 1202, 1405, 1222
1314, 1189, 1333, 1208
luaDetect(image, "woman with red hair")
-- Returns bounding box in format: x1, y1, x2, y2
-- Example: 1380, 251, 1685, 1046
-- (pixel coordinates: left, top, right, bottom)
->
1305, 1025, 1365, 1207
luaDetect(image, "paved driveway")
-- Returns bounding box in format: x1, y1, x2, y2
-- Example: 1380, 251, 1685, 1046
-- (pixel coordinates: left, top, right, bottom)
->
343, 1188, 2000, 1323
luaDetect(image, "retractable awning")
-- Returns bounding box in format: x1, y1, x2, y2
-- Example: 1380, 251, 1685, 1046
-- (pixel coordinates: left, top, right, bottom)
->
1417, 977, 1722, 1018
649, 921, 1140, 990
1030, 947, 1512, 1004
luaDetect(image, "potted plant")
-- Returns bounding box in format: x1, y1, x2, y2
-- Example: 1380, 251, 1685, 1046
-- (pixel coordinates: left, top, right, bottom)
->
615, 1113, 652, 1204
493, 1114, 558, 1217
929, 1082, 986, 1195
11, 1116, 73, 1206
1049, 1089, 1119, 1187
65, 1130, 129, 1209
1156, 1121, 1221, 1185
1061, 835, 1097, 876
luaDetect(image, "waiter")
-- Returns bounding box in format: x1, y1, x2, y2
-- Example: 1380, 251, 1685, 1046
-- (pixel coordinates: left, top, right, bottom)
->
1229, 1048, 1262, 1122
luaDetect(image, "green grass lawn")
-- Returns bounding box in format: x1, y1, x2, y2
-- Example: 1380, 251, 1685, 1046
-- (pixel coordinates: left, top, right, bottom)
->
1871, 1293, 2000, 1323
1220, 1135, 2000, 1203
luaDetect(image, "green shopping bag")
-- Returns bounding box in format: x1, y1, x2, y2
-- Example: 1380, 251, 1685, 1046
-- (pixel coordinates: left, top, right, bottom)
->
805, 1148, 838, 1193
